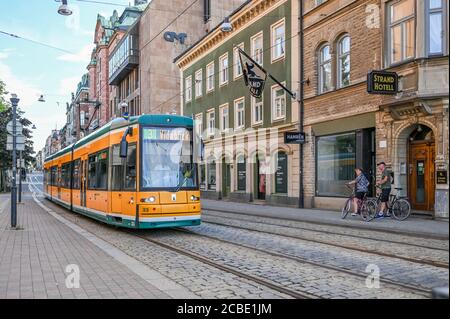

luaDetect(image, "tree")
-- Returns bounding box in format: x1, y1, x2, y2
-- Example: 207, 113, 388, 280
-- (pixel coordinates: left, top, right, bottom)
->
0, 80, 8, 112
0, 79, 35, 181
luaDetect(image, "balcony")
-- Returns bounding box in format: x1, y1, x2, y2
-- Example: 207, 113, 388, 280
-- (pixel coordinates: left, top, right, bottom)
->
109, 34, 139, 85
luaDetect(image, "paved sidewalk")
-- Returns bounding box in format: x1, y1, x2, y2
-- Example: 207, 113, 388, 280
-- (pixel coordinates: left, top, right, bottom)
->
202, 199, 449, 239
0, 195, 182, 299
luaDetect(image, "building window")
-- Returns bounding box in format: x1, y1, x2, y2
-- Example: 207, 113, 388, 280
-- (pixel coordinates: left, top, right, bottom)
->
206, 62, 215, 92
251, 96, 263, 125
80, 111, 85, 127
195, 113, 203, 139
318, 44, 332, 94
219, 53, 229, 85
207, 109, 215, 136
251, 32, 263, 66
337, 35, 351, 88
234, 98, 245, 130
316, 132, 356, 197
185, 76, 192, 102
275, 152, 288, 194
195, 69, 203, 98
220, 104, 229, 132
388, 0, 415, 65
234, 43, 244, 79
271, 20, 285, 62
427, 0, 445, 55
236, 155, 246, 192
272, 85, 286, 121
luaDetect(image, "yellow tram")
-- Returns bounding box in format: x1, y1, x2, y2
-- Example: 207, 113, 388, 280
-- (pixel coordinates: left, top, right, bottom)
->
43, 115, 201, 229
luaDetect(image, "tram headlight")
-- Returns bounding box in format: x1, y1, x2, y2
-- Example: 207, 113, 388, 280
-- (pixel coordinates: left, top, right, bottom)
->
190, 195, 200, 202
143, 196, 156, 203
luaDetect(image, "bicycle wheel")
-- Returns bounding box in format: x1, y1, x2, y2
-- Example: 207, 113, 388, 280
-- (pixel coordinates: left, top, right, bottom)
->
341, 198, 352, 219
361, 199, 377, 222
392, 199, 411, 221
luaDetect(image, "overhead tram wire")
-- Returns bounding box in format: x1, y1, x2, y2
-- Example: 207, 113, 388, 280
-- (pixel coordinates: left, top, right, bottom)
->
0, 30, 75, 55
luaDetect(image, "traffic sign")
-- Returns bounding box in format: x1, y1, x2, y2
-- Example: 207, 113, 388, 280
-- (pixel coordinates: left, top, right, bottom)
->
7, 143, 25, 151
7, 135, 25, 144
17, 159, 25, 168
6, 121, 23, 135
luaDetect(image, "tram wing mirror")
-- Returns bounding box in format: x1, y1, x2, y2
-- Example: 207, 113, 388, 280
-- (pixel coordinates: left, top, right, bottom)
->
120, 127, 133, 158
120, 140, 128, 158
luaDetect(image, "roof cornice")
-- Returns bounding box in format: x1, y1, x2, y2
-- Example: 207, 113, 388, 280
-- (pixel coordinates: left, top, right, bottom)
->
176, 0, 282, 69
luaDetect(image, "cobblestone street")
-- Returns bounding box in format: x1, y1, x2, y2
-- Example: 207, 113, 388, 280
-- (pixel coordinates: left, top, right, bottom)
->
0, 175, 447, 299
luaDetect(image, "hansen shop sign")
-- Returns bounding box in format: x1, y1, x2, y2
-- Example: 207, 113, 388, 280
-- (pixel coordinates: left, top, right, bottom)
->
367, 70, 398, 95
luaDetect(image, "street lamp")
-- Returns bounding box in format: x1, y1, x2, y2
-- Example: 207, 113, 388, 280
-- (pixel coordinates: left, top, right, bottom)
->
221, 17, 232, 32
57, 0, 73, 16
9, 93, 20, 228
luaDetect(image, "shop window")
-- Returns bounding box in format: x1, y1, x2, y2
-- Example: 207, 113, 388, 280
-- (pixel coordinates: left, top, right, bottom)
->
200, 164, 206, 190
236, 155, 246, 192
316, 132, 356, 197
207, 157, 216, 191
275, 152, 288, 194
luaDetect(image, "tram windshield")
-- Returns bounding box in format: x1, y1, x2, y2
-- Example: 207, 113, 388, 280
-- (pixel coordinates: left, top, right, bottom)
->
141, 127, 197, 190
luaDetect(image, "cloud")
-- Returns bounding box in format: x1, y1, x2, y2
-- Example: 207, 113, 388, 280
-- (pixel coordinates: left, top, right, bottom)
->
0, 59, 42, 108
0, 48, 15, 60
58, 75, 82, 99
57, 43, 94, 63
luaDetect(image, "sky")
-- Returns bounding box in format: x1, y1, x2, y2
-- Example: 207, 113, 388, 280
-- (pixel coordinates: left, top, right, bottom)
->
0, 0, 132, 152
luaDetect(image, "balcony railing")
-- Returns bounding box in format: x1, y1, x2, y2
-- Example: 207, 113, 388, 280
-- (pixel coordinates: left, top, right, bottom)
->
108, 34, 139, 85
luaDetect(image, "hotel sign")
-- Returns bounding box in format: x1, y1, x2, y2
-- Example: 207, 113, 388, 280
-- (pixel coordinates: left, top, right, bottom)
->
367, 71, 398, 95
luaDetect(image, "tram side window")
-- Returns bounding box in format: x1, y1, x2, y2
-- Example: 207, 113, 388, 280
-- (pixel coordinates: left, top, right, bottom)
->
51, 166, 57, 186
61, 163, 71, 189
97, 151, 108, 190
88, 155, 97, 189
111, 145, 124, 191
124, 144, 137, 191
72, 160, 81, 190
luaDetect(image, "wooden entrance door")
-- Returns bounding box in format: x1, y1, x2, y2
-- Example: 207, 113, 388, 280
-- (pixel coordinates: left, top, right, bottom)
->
409, 142, 435, 211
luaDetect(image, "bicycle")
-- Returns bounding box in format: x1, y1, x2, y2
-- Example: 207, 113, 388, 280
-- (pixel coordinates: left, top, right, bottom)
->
369, 185, 411, 221
341, 184, 377, 222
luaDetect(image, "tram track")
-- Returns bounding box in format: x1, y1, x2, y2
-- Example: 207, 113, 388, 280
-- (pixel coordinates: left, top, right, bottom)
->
125, 230, 316, 299
173, 227, 431, 297
200, 214, 449, 269
204, 209, 449, 252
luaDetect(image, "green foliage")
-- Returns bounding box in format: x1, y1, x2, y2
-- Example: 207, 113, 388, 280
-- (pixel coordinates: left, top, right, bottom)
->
0, 79, 35, 170
0, 80, 8, 112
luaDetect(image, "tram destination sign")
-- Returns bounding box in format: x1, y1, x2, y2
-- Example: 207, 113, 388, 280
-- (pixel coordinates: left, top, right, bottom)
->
367, 70, 398, 95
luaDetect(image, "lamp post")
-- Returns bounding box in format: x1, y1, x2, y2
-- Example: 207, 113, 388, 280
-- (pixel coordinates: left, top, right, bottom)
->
9, 94, 19, 228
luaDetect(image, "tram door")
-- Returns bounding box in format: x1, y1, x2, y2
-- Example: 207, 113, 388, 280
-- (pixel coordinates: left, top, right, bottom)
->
81, 159, 87, 207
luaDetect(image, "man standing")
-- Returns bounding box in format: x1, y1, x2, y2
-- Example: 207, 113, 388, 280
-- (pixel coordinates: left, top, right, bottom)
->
376, 162, 392, 218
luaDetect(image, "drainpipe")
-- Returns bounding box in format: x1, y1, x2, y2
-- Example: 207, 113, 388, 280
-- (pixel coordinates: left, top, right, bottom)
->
298, 0, 305, 209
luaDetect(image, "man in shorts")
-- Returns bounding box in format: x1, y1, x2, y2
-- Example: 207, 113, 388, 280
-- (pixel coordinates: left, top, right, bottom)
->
376, 162, 392, 218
